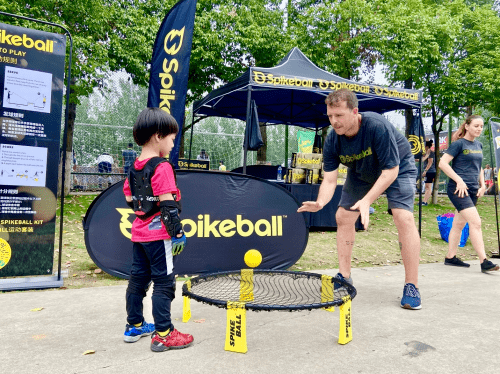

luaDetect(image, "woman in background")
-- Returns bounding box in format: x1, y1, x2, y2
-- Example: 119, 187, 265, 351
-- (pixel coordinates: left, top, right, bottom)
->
421, 140, 436, 206
439, 115, 499, 272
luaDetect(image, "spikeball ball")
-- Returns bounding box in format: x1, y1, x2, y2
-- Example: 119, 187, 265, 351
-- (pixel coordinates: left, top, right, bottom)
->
244, 249, 262, 268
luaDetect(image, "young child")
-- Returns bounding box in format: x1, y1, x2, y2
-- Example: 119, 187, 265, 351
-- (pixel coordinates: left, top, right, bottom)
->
122, 107, 193, 352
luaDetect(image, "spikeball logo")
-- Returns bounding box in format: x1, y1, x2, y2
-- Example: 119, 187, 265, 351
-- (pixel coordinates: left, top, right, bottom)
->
408, 135, 424, 155
0, 238, 12, 270
116, 209, 285, 240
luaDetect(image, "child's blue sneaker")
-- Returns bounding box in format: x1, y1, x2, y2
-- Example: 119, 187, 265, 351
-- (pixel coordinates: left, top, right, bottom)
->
124, 321, 155, 343
400, 283, 422, 310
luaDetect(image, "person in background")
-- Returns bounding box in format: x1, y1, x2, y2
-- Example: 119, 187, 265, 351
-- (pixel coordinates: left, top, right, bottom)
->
421, 140, 436, 205
197, 149, 209, 160
96, 152, 114, 188
484, 164, 494, 194
97, 152, 113, 173
122, 143, 138, 175
219, 160, 226, 171
439, 114, 499, 272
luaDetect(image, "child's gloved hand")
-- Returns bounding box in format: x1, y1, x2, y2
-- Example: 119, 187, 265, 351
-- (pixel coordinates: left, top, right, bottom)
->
172, 234, 186, 255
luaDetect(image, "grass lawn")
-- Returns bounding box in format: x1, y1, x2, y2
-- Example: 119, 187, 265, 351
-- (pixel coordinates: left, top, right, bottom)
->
51, 193, 500, 289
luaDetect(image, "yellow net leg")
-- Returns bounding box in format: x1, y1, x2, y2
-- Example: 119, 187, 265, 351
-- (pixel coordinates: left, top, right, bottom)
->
182, 280, 191, 323
224, 301, 248, 353
182, 296, 191, 323
338, 296, 352, 345
240, 269, 254, 302
321, 274, 335, 312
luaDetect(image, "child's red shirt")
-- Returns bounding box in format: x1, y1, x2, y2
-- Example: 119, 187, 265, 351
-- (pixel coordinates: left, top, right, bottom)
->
123, 158, 181, 242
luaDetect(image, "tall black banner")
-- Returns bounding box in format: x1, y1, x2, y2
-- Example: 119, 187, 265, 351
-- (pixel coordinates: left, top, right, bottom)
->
83, 171, 309, 278
0, 23, 66, 277
147, 0, 197, 168
490, 119, 500, 171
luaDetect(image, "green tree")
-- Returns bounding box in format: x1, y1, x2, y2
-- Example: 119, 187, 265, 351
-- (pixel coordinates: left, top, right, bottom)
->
375, 0, 500, 203
289, 0, 379, 80
74, 76, 148, 166
186, 1, 290, 162
0, 0, 169, 194
189, 0, 289, 102
1, 0, 291, 191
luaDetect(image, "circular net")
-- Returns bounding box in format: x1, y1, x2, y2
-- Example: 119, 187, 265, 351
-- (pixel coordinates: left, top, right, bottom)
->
182, 270, 357, 311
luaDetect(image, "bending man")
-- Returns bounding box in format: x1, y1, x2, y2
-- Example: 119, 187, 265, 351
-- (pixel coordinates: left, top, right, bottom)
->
298, 89, 421, 309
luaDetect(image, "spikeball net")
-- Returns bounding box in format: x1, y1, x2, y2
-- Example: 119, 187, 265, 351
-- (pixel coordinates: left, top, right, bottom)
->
182, 269, 356, 311
181, 270, 357, 353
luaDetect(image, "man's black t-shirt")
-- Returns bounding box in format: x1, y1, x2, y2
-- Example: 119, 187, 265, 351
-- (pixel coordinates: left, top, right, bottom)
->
323, 112, 416, 185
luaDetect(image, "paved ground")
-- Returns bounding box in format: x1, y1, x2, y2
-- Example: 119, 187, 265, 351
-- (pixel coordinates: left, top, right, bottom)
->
1, 260, 498, 374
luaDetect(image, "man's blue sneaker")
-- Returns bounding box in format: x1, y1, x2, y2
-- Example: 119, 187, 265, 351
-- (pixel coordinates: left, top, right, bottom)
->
124, 321, 155, 343
333, 272, 353, 291
400, 283, 421, 310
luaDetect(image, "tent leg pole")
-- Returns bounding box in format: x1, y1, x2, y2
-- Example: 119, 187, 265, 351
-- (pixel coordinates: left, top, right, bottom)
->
417, 110, 422, 238
488, 119, 500, 258
243, 87, 252, 174
419, 157, 422, 237
187, 112, 195, 170
285, 125, 289, 168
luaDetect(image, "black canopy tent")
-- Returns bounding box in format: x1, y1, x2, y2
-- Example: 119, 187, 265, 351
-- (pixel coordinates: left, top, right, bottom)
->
189, 47, 423, 171
187, 47, 426, 233
193, 47, 423, 125
187, 47, 426, 231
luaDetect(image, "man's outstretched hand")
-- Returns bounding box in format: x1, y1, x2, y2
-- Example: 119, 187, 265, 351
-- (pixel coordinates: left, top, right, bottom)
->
297, 201, 324, 213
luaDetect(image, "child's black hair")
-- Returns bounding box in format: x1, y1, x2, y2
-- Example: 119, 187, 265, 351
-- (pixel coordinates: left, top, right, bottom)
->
425, 139, 433, 148
133, 107, 179, 146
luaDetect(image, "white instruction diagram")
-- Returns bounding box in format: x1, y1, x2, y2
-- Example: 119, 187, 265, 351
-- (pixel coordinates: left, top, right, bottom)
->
3, 66, 52, 114
0, 144, 47, 187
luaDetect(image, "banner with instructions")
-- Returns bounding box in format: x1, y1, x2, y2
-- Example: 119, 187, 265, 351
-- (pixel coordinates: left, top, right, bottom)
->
0, 22, 66, 277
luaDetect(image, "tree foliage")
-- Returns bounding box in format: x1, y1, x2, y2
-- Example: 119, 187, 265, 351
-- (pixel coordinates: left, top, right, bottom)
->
375, 0, 500, 202
5, 0, 500, 195
289, 0, 379, 80
0, 0, 165, 100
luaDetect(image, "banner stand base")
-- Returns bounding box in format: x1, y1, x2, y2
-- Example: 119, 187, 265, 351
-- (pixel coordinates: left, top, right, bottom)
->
0, 276, 64, 291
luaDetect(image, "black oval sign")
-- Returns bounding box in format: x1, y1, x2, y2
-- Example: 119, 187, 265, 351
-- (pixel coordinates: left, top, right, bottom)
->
83, 170, 308, 278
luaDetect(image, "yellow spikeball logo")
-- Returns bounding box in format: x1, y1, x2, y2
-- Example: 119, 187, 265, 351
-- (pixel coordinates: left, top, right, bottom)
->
244, 249, 262, 268
0, 238, 12, 270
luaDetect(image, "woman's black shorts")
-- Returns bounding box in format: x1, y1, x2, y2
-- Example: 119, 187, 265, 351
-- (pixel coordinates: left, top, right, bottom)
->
424, 172, 436, 184
447, 185, 478, 212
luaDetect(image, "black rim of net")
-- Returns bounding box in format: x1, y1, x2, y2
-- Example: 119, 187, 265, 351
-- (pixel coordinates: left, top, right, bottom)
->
182, 269, 357, 312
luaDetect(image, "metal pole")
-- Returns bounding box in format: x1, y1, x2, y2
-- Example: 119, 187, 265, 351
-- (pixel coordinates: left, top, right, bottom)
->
418, 155, 423, 237
0, 11, 73, 282
448, 115, 452, 148
188, 109, 195, 170
243, 85, 252, 174
488, 118, 500, 258
417, 110, 423, 237
285, 126, 289, 167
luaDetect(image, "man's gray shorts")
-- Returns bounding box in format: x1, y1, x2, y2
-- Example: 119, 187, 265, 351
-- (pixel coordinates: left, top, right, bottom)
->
339, 173, 416, 214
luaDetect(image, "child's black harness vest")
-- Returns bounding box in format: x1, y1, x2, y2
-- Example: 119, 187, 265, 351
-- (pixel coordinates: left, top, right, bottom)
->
128, 157, 181, 219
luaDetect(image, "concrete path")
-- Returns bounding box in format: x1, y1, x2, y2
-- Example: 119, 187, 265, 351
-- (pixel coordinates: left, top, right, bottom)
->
1, 260, 498, 374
